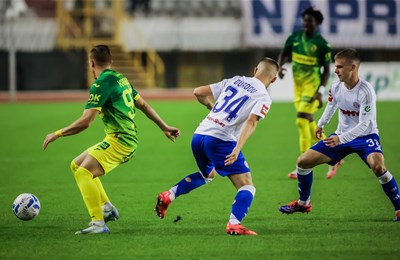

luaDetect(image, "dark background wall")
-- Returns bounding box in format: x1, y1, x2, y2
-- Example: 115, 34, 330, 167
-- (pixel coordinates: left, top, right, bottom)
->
0, 48, 399, 91
0, 49, 87, 91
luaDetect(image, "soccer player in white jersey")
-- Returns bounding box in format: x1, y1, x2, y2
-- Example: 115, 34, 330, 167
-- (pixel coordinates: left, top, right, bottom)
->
155, 58, 280, 235
279, 48, 400, 221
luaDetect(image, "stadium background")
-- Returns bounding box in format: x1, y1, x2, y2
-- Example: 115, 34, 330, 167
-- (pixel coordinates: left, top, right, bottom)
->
1, 1, 400, 259
0, 0, 399, 101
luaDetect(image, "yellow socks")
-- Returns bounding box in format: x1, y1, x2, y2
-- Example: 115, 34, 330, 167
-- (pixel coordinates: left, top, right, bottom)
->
74, 167, 103, 222
296, 117, 311, 154
93, 177, 110, 206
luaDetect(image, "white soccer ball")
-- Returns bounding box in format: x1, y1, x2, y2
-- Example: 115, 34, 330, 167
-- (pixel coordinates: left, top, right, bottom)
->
12, 193, 41, 221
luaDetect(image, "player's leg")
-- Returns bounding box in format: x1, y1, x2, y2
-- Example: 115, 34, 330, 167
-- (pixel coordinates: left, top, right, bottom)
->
367, 152, 400, 221
92, 177, 120, 223
289, 84, 315, 179
73, 154, 109, 234
308, 125, 344, 179
226, 172, 257, 235
155, 134, 215, 219
73, 150, 118, 223
209, 140, 256, 235
74, 138, 135, 233
280, 148, 331, 214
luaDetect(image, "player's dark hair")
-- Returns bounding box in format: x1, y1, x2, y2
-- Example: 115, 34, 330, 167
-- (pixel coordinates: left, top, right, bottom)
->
334, 48, 361, 64
90, 45, 112, 66
301, 6, 324, 25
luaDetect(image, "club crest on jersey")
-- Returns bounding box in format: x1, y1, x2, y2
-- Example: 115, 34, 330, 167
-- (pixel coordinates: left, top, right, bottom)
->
353, 102, 360, 108
328, 89, 333, 102
260, 104, 269, 116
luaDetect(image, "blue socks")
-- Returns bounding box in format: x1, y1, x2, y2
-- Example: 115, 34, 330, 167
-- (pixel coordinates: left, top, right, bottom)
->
297, 167, 313, 204
171, 172, 210, 198
378, 171, 400, 211
230, 185, 256, 224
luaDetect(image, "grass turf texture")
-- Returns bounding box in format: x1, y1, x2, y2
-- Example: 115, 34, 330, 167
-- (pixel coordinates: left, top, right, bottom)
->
1, 101, 399, 259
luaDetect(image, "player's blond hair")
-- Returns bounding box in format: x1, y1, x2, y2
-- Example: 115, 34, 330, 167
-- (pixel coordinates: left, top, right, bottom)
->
334, 48, 360, 65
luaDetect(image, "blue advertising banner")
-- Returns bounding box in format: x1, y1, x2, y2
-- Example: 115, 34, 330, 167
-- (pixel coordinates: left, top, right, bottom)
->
242, 0, 400, 48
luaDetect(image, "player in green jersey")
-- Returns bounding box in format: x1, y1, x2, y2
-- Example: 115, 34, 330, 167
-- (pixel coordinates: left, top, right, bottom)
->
277, 7, 342, 180
43, 45, 180, 234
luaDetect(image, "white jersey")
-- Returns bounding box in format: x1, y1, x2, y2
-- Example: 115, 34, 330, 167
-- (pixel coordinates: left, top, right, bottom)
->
195, 76, 272, 142
318, 79, 379, 144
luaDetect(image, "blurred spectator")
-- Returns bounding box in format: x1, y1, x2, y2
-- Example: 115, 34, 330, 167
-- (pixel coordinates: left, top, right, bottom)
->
129, 0, 151, 16
5, 0, 28, 19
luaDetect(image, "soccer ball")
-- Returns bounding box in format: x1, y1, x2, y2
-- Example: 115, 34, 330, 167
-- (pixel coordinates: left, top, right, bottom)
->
12, 193, 41, 221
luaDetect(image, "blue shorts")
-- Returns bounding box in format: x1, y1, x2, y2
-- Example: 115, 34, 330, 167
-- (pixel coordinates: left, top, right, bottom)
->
191, 134, 250, 177
311, 133, 383, 167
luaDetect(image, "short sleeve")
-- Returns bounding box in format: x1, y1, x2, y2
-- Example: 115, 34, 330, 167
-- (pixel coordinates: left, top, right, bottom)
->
282, 33, 294, 53
251, 99, 272, 120
85, 82, 112, 110
210, 78, 232, 100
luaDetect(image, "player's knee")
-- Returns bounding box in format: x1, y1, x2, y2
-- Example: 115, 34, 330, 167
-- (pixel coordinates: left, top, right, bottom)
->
297, 156, 309, 169
202, 170, 216, 183
296, 117, 308, 128
371, 163, 386, 176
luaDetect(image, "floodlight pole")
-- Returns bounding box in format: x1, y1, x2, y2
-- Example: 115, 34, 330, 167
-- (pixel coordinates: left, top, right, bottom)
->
7, 15, 17, 102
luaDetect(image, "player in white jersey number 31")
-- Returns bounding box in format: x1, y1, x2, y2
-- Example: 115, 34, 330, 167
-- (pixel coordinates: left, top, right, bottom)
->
279, 48, 400, 222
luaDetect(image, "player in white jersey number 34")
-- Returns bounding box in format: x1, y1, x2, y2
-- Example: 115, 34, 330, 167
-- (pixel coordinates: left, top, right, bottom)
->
155, 58, 280, 235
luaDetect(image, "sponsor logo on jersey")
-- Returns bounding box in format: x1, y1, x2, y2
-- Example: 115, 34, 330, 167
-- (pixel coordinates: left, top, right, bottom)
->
340, 108, 359, 116
88, 93, 101, 105
98, 141, 110, 150
261, 104, 269, 116
365, 106, 371, 112
206, 115, 225, 127
93, 83, 100, 88
353, 102, 360, 108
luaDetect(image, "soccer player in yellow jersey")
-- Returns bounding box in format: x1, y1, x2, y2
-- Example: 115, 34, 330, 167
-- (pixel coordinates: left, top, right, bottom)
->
43, 45, 180, 234
277, 7, 342, 179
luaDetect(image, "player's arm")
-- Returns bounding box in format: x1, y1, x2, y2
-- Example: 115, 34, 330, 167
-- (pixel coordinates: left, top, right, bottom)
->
277, 49, 291, 79
135, 96, 180, 142
317, 91, 338, 140
277, 34, 293, 79
193, 85, 214, 110
224, 113, 260, 166
315, 63, 331, 109
43, 108, 99, 150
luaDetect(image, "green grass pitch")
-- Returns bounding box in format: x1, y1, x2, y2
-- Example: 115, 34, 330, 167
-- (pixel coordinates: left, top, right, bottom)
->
1, 100, 399, 259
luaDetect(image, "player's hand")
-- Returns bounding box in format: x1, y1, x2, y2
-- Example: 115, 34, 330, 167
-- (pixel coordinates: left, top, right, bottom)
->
316, 127, 324, 140
323, 135, 340, 148
278, 67, 286, 79
43, 133, 59, 150
224, 147, 240, 166
164, 126, 180, 142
